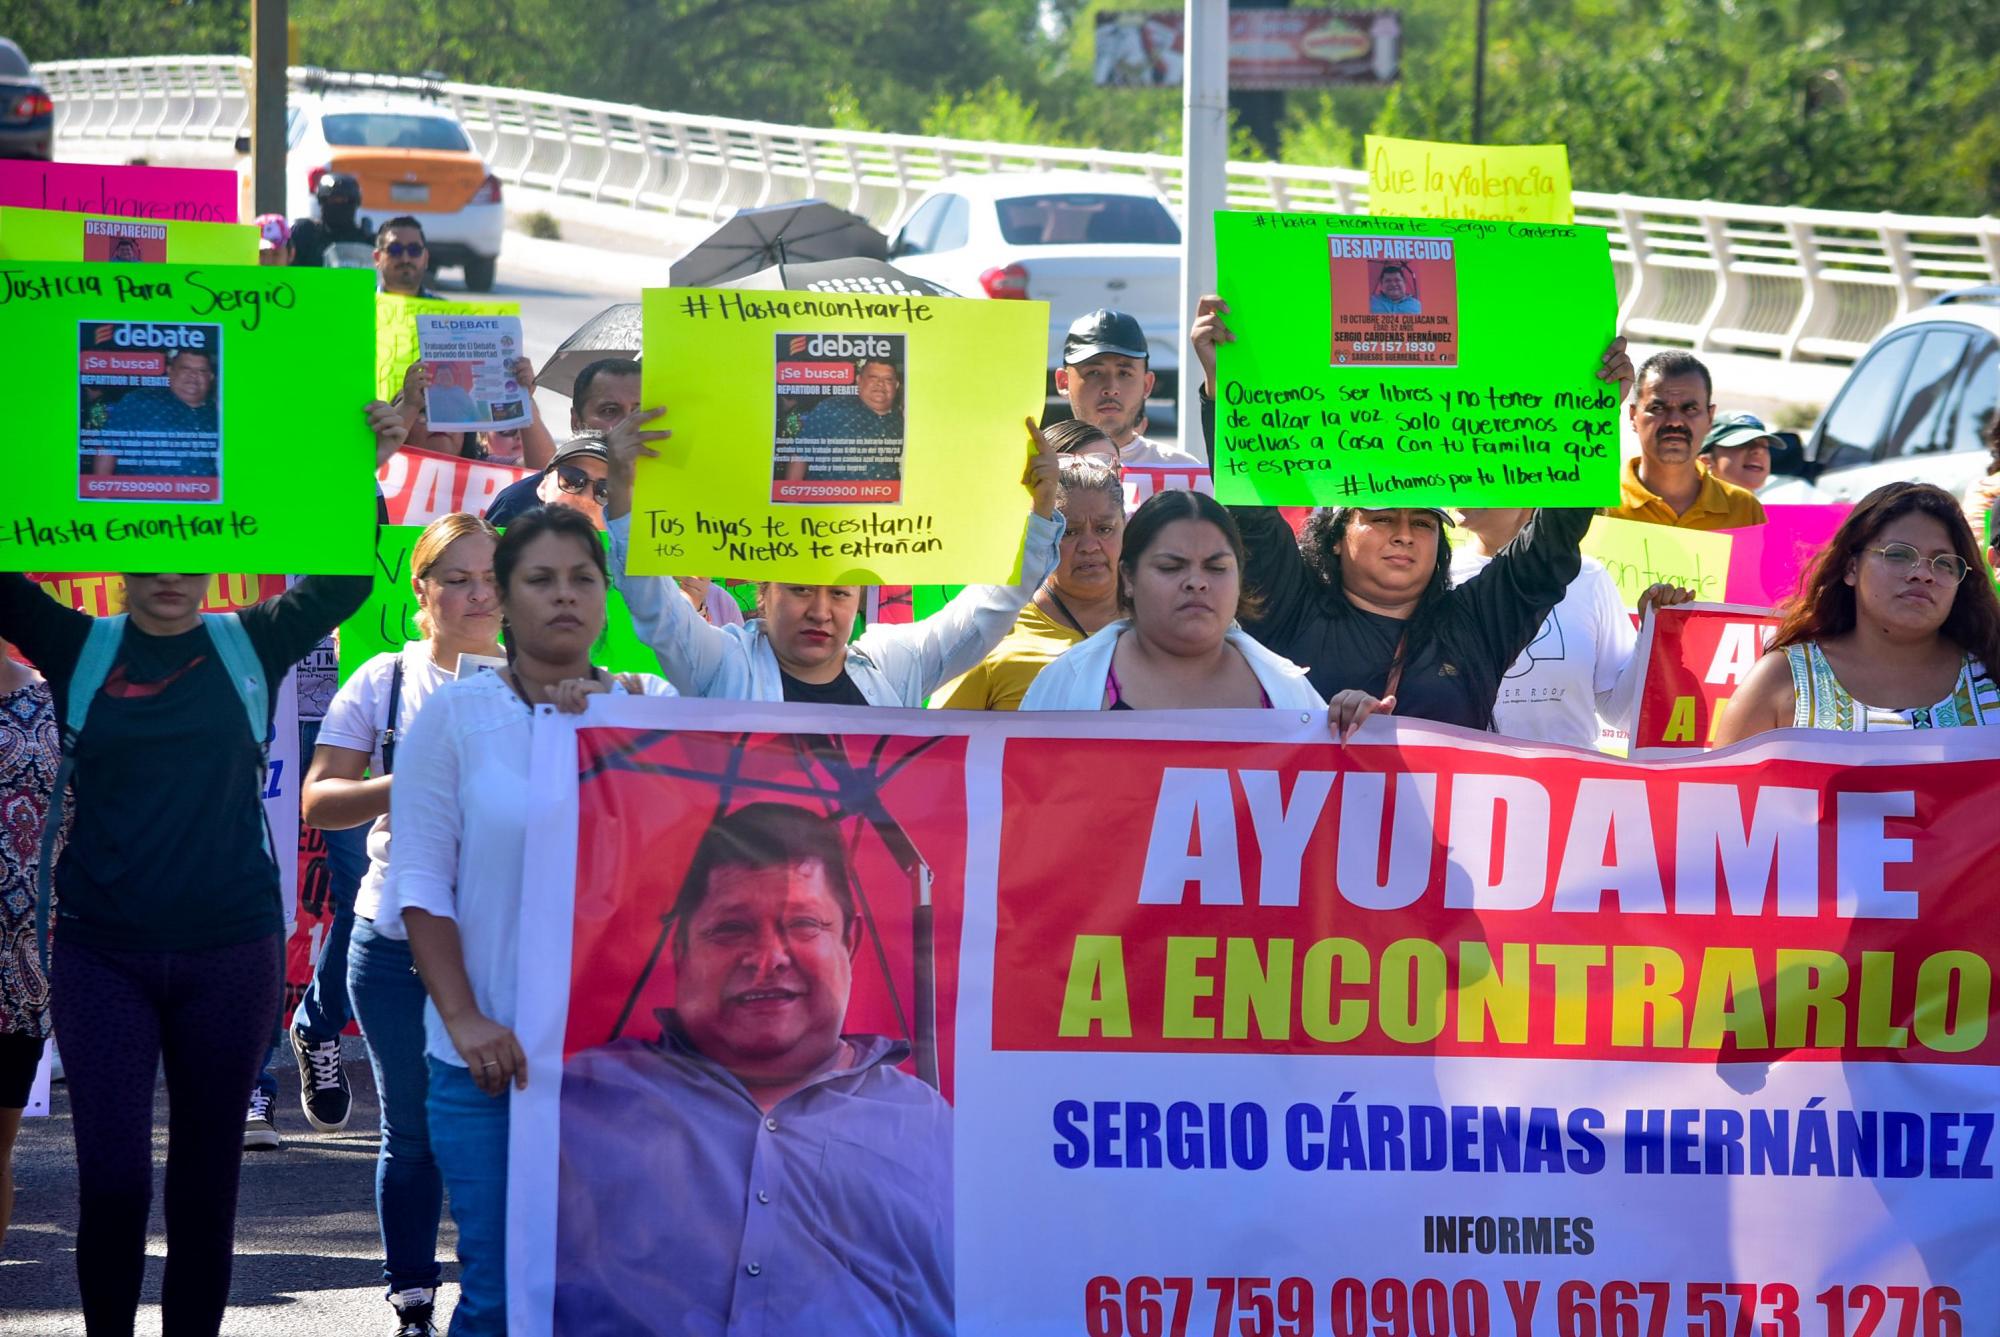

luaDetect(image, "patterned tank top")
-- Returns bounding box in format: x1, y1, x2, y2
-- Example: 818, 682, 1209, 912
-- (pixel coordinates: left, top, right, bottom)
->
1784, 643, 2000, 731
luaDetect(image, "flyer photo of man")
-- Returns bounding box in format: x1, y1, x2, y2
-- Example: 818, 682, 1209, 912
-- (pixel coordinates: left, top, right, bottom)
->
778, 354, 907, 487
554, 801, 952, 1336
1368, 260, 1423, 313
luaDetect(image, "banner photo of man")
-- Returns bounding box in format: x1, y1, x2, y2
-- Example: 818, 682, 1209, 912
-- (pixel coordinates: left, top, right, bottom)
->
515, 699, 2000, 1335
515, 708, 964, 1335
773, 331, 909, 504
77, 320, 224, 502
1328, 233, 1459, 366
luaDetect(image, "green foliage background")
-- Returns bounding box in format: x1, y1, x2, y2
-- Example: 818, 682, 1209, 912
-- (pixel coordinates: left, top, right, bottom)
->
11, 0, 1997, 214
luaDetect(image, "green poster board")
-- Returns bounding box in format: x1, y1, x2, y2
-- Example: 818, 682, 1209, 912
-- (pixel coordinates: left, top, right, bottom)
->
4, 261, 377, 574
0, 204, 260, 264
339, 524, 664, 681
1212, 211, 1618, 509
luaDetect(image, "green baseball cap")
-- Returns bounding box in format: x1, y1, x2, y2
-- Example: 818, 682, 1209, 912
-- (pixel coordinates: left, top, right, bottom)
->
1701, 412, 1781, 455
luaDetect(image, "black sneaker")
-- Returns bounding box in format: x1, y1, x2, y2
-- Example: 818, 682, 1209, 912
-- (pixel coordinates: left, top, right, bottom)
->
290, 1025, 352, 1132
244, 1086, 282, 1151
390, 1287, 437, 1337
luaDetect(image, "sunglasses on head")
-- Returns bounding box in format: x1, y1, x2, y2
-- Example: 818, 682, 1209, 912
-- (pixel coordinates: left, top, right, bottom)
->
381, 241, 427, 259
553, 463, 609, 504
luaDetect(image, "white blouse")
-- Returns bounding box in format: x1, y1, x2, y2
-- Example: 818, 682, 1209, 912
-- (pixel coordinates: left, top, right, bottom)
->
379, 667, 673, 1067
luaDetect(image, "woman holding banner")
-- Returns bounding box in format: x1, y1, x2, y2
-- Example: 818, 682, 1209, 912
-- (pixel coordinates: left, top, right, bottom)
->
935, 455, 1127, 710
301, 512, 501, 1337
0, 402, 405, 1336
382, 505, 674, 1337
1716, 482, 2000, 742
1189, 296, 1635, 739
1023, 489, 1321, 710
600, 407, 1066, 707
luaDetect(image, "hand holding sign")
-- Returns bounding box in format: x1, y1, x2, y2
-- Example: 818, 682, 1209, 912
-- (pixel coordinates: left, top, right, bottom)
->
368, 399, 412, 470
604, 405, 672, 521
1024, 417, 1061, 520
1190, 294, 1235, 396
1598, 335, 1634, 407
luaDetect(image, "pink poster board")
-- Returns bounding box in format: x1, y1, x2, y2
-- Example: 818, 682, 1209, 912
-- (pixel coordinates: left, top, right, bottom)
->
0, 159, 238, 223
1721, 502, 1852, 608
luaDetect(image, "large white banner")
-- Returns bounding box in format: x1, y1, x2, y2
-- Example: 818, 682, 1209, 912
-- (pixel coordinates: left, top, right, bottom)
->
511, 699, 2000, 1336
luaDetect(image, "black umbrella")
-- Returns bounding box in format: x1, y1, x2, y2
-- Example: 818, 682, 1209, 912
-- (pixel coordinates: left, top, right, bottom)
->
724, 256, 959, 297
536, 302, 640, 398
667, 200, 887, 288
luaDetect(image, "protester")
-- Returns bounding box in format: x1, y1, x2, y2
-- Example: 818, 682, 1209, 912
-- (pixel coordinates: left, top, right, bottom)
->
563, 357, 643, 435
300, 513, 501, 1337
1189, 295, 1635, 735
1699, 411, 1779, 493
1453, 509, 1691, 746
1716, 482, 2000, 742
1022, 489, 1319, 710
397, 355, 557, 469
554, 802, 952, 1334
0, 403, 403, 1335
376, 217, 437, 298
383, 506, 674, 1336
1603, 351, 1765, 530
1056, 309, 1204, 467
1044, 417, 1121, 464
290, 172, 374, 268
482, 432, 610, 529
936, 455, 1125, 710
255, 213, 293, 267
605, 409, 1064, 705
0, 637, 61, 1252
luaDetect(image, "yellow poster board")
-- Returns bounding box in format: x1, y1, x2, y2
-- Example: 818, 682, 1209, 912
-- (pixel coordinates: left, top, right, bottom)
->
1579, 514, 1734, 609
1365, 135, 1574, 223
375, 292, 519, 398
634, 287, 1048, 583
0, 204, 259, 264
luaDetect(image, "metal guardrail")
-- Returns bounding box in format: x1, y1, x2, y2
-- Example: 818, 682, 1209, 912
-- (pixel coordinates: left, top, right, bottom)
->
37, 54, 2000, 365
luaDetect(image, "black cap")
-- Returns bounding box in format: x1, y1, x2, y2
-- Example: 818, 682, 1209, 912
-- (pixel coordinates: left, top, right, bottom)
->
1700, 411, 1781, 456
1063, 309, 1149, 365
316, 172, 361, 206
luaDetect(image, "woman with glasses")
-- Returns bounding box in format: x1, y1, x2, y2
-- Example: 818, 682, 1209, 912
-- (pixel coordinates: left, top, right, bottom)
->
1717, 481, 2000, 743
482, 434, 611, 528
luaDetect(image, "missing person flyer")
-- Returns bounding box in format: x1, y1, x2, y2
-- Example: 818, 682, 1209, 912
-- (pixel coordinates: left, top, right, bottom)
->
1328, 233, 1460, 367
416, 313, 530, 432
84, 218, 169, 263
772, 331, 907, 504
77, 319, 224, 502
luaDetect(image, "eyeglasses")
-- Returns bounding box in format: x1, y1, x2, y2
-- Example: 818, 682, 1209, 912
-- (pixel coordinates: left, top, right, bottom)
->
1865, 543, 1970, 584
553, 464, 609, 505
380, 242, 427, 259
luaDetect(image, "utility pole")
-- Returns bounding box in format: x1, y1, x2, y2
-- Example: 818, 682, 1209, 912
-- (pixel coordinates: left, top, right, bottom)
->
250, 0, 289, 215
1179, 0, 1229, 457
1471, 0, 1490, 144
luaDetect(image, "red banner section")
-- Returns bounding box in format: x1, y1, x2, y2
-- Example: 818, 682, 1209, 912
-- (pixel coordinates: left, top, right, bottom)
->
376, 444, 532, 526
25, 570, 286, 619
993, 732, 1996, 1066
1634, 603, 1782, 749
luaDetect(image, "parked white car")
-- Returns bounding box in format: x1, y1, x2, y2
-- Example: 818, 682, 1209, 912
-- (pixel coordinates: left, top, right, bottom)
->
1763, 289, 2000, 504
240, 75, 505, 289
885, 171, 1183, 426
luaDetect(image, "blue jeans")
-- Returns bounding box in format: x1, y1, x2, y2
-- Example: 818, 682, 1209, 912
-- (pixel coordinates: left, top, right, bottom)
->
348, 917, 444, 1295
292, 822, 369, 1041
429, 1057, 509, 1335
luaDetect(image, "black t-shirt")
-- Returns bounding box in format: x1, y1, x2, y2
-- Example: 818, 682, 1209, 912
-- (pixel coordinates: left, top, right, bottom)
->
0, 573, 371, 952
779, 667, 870, 706
485, 474, 545, 527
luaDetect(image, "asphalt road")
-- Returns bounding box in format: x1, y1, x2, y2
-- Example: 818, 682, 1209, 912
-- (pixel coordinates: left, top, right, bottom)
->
2, 1039, 450, 1336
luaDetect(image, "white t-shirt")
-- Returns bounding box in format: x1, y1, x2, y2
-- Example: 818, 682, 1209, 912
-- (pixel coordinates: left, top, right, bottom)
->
1450, 550, 1639, 747
1120, 432, 1206, 468
314, 643, 460, 934
379, 667, 675, 1067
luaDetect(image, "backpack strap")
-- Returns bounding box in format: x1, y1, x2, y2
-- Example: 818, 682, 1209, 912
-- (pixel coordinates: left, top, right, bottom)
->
202, 613, 278, 867
37, 615, 129, 974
